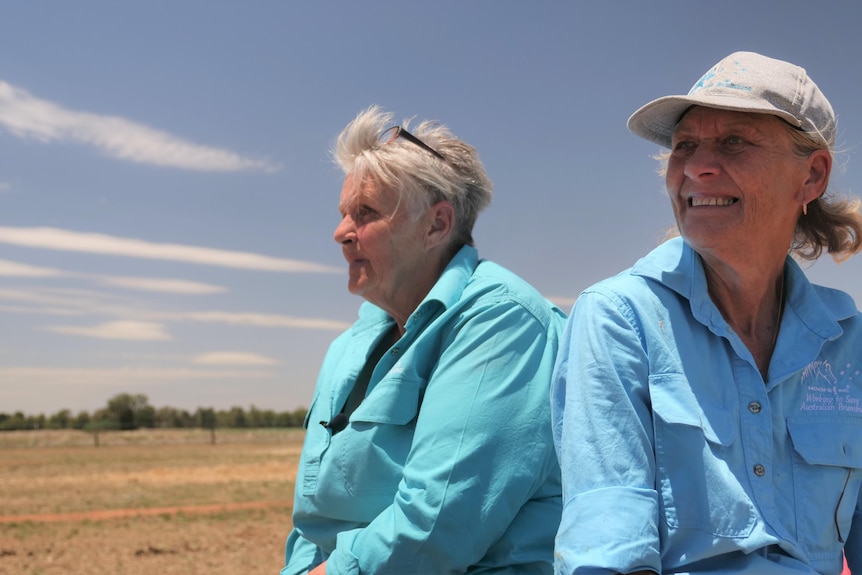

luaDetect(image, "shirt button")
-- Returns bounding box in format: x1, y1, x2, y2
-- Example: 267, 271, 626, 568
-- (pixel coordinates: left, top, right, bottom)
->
754, 464, 766, 477
749, 401, 762, 413
391, 348, 400, 355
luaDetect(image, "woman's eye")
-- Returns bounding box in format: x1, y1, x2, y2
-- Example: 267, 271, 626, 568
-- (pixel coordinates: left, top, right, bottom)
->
672, 140, 695, 153
724, 135, 744, 146
354, 205, 376, 220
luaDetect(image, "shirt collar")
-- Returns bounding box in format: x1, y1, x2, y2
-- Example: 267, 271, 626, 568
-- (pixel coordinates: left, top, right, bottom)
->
422, 244, 477, 309
630, 236, 856, 340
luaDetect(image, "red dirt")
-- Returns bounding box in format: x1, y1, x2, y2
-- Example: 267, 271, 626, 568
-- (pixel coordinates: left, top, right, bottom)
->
0, 500, 291, 524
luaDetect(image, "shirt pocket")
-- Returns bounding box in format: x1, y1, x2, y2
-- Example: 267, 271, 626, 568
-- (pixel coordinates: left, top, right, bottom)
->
650, 373, 756, 538
339, 376, 425, 499
787, 417, 862, 558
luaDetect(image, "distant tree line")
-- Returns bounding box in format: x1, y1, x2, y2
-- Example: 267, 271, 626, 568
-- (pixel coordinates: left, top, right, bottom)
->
0, 393, 308, 432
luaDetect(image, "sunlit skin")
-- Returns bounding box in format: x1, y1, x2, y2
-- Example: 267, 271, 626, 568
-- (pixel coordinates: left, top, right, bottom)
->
665, 107, 831, 378
333, 174, 454, 334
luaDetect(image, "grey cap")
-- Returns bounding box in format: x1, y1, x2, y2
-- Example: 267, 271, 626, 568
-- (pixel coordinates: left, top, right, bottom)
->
627, 51, 835, 149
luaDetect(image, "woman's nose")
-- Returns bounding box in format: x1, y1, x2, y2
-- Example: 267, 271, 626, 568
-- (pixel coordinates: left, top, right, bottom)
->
333, 216, 354, 244
684, 143, 721, 180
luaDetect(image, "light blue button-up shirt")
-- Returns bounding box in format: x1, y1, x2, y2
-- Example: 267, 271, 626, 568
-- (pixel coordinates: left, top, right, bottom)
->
552, 237, 862, 575
283, 245, 565, 575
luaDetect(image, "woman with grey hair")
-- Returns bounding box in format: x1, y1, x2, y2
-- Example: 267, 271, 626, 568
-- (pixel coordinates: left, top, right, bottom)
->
282, 106, 565, 575
552, 52, 862, 574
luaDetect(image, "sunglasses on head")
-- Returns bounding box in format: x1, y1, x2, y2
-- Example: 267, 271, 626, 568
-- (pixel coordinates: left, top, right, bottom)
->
379, 125, 445, 161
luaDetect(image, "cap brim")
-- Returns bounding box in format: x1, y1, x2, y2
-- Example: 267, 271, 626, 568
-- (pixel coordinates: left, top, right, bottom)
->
627, 94, 803, 148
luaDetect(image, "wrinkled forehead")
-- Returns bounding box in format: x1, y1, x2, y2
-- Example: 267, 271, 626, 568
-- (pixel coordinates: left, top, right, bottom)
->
673, 106, 788, 136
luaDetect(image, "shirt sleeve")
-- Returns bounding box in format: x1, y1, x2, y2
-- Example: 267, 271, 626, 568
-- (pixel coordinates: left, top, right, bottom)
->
282, 527, 325, 575
325, 300, 562, 574
551, 289, 661, 574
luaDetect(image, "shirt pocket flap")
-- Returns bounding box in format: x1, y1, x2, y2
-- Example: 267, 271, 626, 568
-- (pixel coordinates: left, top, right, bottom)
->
350, 376, 424, 426
650, 373, 737, 447
787, 417, 862, 468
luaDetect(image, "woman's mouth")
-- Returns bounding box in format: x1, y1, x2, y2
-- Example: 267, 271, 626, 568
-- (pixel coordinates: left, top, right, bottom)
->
689, 196, 738, 207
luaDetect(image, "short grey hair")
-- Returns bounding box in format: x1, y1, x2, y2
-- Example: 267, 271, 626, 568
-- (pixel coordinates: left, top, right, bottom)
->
333, 106, 493, 250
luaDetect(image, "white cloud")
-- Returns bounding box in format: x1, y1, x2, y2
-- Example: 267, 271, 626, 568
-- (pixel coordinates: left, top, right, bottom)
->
0, 303, 82, 316
0, 286, 353, 332
0, 366, 271, 385
44, 320, 172, 341
0, 259, 63, 277
0, 258, 227, 294
0, 227, 342, 273
0, 286, 111, 311
0, 81, 277, 172
180, 311, 352, 331
97, 276, 226, 294
191, 351, 280, 366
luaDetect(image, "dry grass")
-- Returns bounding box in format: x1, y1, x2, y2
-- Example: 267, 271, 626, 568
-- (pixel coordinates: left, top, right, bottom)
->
0, 428, 305, 575
0, 428, 294, 449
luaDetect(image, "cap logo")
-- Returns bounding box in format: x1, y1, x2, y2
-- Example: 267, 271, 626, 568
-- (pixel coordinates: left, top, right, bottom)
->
688, 60, 753, 96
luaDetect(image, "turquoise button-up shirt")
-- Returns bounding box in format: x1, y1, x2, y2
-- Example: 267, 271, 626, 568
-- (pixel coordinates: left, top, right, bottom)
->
283, 245, 565, 575
552, 237, 862, 575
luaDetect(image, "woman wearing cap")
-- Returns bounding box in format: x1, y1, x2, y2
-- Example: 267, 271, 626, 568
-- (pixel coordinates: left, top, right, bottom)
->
552, 52, 862, 574
281, 106, 565, 575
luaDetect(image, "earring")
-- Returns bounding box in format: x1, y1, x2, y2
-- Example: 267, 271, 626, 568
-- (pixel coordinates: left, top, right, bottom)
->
802, 203, 808, 216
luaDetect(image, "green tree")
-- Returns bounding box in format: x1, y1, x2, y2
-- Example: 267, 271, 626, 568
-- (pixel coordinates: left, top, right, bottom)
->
226, 406, 247, 428
156, 406, 194, 428
196, 407, 217, 444
196, 407, 217, 429
48, 409, 73, 429
72, 410, 91, 429
105, 393, 152, 430
0, 412, 27, 430
248, 405, 278, 427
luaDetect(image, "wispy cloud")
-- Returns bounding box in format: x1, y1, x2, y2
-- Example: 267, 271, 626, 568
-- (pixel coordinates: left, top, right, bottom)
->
0, 286, 113, 312
44, 320, 172, 341
0, 258, 226, 294
97, 276, 226, 294
178, 311, 352, 331
0, 366, 271, 385
0, 228, 342, 273
0, 287, 353, 331
0, 81, 276, 172
0, 259, 63, 277
191, 351, 280, 366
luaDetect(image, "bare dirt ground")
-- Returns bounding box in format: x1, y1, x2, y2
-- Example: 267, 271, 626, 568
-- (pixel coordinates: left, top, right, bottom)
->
0, 500, 291, 524
0, 429, 303, 575
0, 505, 294, 575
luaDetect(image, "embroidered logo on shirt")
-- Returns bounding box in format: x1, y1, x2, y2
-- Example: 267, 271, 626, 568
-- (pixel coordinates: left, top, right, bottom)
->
799, 361, 862, 413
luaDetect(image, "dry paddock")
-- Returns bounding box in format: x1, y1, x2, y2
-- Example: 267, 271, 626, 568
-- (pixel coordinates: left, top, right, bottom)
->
0, 428, 303, 575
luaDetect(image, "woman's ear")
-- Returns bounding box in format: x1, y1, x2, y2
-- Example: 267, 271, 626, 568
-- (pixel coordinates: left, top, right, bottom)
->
425, 201, 454, 249
800, 148, 832, 205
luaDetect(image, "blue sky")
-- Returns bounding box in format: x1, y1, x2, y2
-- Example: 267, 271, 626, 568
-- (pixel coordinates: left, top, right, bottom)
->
2, 1, 861, 415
